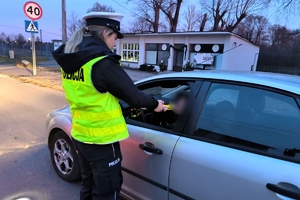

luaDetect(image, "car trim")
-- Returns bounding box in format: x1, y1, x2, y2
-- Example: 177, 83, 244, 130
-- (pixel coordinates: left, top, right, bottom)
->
296, 98, 300, 108
135, 77, 201, 86
122, 167, 194, 200
182, 81, 210, 135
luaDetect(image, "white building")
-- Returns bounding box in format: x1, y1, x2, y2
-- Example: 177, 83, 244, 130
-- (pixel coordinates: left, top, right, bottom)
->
115, 32, 260, 72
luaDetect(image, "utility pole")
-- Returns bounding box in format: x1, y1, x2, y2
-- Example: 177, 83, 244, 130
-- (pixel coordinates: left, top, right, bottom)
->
62, 0, 67, 44
40, 29, 42, 55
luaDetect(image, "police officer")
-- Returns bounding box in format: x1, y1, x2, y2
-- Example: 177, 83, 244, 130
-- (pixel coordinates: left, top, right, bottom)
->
52, 12, 166, 200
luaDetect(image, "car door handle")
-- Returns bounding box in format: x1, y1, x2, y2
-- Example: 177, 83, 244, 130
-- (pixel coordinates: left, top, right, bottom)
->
266, 183, 300, 199
139, 142, 163, 155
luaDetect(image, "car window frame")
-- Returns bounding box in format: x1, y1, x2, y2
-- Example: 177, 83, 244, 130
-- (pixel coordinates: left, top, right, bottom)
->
181, 79, 300, 164
124, 77, 202, 135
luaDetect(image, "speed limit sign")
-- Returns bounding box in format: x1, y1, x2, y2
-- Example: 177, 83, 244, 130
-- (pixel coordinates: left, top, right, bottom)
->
23, 1, 43, 20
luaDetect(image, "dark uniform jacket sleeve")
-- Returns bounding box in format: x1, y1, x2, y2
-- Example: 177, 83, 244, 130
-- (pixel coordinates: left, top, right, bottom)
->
91, 57, 158, 110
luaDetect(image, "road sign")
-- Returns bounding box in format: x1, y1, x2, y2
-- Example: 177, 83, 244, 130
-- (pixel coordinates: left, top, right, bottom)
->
23, 1, 43, 21
25, 20, 38, 33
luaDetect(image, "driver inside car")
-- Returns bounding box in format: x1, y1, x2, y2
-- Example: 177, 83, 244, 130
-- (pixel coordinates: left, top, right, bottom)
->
163, 91, 190, 129
126, 91, 190, 129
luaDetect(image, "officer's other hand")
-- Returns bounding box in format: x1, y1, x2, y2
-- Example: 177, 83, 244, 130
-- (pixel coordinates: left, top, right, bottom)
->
154, 100, 166, 112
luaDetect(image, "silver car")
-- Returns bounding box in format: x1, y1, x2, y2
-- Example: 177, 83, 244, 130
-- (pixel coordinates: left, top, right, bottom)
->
46, 71, 300, 200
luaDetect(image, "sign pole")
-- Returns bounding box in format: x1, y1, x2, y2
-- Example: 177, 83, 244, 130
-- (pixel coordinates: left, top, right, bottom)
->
31, 31, 36, 75
23, 1, 43, 76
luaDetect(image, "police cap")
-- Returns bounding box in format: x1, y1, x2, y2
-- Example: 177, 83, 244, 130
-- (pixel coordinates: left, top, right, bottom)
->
82, 12, 124, 39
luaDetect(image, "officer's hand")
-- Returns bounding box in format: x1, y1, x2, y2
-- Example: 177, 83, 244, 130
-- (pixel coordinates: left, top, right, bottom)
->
154, 100, 167, 112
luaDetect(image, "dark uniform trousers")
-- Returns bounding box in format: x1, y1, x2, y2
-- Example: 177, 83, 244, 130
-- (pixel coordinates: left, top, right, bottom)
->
73, 139, 123, 200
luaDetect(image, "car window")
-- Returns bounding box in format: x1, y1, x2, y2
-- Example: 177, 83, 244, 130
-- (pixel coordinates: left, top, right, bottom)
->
195, 83, 300, 161
121, 80, 193, 131
264, 95, 299, 114
206, 87, 239, 106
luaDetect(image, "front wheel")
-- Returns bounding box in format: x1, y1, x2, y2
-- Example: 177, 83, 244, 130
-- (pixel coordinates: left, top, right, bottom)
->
49, 131, 81, 182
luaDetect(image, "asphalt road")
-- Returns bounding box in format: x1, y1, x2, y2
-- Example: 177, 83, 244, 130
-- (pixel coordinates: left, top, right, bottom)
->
0, 74, 80, 200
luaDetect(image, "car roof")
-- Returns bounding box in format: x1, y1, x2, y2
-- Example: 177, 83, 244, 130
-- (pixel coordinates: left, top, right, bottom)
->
135, 70, 300, 95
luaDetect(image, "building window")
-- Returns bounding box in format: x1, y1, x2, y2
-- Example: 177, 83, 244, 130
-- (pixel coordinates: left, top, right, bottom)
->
145, 43, 169, 65
189, 44, 224, 69
121, 43, 139, 62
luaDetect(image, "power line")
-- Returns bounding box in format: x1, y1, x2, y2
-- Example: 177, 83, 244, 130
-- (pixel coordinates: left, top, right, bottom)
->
0, 24, 23, 30
0, 24, 61, 37
112, 0, 140, 17
43, 31, 62, 37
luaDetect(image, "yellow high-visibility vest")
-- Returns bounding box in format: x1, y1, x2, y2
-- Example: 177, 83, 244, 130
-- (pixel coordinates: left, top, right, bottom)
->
61, 56, 129, 144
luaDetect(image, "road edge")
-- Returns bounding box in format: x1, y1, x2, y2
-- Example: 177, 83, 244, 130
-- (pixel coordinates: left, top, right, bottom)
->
0, 71, 64, 92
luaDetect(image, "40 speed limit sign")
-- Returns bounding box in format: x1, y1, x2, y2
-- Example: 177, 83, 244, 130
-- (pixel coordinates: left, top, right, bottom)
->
23, 1, 43, 21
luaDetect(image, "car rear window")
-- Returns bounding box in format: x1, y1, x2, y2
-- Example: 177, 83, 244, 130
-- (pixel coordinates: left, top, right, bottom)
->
194, 83, 300, 161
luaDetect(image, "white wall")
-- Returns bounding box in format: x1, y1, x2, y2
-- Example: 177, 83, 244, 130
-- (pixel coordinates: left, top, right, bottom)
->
189, 35, 226, 44
225, 35, 260, 71
168, 36, 174, 71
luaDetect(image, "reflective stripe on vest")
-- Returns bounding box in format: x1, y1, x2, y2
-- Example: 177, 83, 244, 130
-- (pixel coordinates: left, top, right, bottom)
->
71, 108, 122, 121
61, 56, 129, 144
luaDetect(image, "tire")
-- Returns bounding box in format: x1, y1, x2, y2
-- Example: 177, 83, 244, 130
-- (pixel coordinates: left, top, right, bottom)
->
49, 130, 81, 182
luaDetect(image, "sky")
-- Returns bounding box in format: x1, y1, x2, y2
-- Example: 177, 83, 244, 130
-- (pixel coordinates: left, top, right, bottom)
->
0, 0, 299, 42
0, 0, 135, 42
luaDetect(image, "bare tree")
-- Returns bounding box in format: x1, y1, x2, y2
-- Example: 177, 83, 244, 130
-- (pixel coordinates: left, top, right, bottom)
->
160, 0, 184, 32
67, 11, 85, 38
266, 0, 300, 14
35, 36, 41, 43
180, 4, 208, 32
129, 17, 154, 33
159, 15, 170, 32
202, 0, 269, 32
5, 36, 10, 43
127, 0, 163, 33
15, 33, 26, 44
199, 13, 208, 32
257, 25, 298, 69
0, 32, 6, 42
183, 4, 200, 31
269, 24, 292, 47
67, 3, 115, 38
8, 33, 15, 42
87, 2, 115, 13
235, 15, 269, 45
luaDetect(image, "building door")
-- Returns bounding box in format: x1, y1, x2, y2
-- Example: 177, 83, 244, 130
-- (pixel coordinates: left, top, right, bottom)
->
173, 44, 185, 72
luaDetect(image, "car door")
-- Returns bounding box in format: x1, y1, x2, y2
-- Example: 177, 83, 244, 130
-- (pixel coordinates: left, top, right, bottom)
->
169, 81, 300, 200
120, 78, 199, 200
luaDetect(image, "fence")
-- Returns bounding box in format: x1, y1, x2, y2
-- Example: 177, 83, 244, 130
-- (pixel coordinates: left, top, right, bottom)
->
257, 65, 300, 76
0, 41, 54, 59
